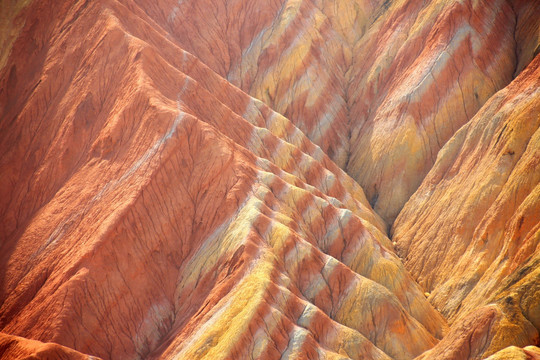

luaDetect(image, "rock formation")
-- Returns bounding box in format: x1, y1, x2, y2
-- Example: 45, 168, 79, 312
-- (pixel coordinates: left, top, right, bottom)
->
155, 0, 539, 224
393, 54, 540, 359
0, 332, 96, 360
0, 0, 538, 359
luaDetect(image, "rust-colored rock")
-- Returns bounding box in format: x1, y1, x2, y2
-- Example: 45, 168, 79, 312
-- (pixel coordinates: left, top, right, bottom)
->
393, 46, 540, 359
0, 0, 445, 359
393, 55, 540, 317
145, 0, 540, 224
0, 332, 98, 360
1, 0, 539, 359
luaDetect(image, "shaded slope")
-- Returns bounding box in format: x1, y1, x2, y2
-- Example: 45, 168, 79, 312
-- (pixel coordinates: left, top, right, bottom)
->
345, 0, 534, 222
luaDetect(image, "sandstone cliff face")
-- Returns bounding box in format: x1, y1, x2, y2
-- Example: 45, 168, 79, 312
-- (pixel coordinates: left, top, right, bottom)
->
0, 0, 538, 359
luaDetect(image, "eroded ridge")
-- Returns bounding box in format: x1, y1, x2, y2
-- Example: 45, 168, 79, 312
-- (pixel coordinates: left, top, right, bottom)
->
0, 1, 445, 359
138, 0, 540, 224
394, 52, 540, 360
1, 0, 539, 359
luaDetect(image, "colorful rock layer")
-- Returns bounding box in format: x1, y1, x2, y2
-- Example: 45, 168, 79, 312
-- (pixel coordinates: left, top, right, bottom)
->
0, 0, 538, 359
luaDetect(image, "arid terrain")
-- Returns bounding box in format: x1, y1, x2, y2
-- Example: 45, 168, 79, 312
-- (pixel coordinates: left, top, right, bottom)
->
0, 0, 539, 359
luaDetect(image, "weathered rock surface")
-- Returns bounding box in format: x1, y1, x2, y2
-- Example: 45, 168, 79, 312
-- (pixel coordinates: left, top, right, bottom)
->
0, 332, 99, 360
485, 345, 540, 360
345, 0, 539, 223
393, 54, 539, 314
394, 48, 540, 359
142, 0, 540, 223
0, 0, 538, 359
0, 0, 446, 359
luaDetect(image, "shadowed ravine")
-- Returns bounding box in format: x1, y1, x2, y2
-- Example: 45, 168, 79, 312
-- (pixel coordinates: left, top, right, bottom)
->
0, 0, 539, 359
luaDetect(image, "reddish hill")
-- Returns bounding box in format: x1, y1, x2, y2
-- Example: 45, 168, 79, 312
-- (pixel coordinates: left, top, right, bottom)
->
0, 332, 95, 360
144, 0, 539, 224
0, 0, 538, 359
394, 52, 540, 360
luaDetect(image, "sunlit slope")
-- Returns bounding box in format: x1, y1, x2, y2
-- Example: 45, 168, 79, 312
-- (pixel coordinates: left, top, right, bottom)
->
0, 1, 446, 359
394, 54, 540, 360
134, 0, 539, 223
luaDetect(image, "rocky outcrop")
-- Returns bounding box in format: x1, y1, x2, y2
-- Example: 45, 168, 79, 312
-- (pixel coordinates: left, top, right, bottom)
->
485, 345, 540, 360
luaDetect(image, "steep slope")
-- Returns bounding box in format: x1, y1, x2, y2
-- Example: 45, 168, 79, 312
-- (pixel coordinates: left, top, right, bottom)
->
0, 332, 97, 360
0, 0, 446, 359
416, 254, 540, 360
393, 54, 540, 358
2, 0, 539, 359
133, 0, 540, 223
485, 346, 540, 360
344, 0, 539, 222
